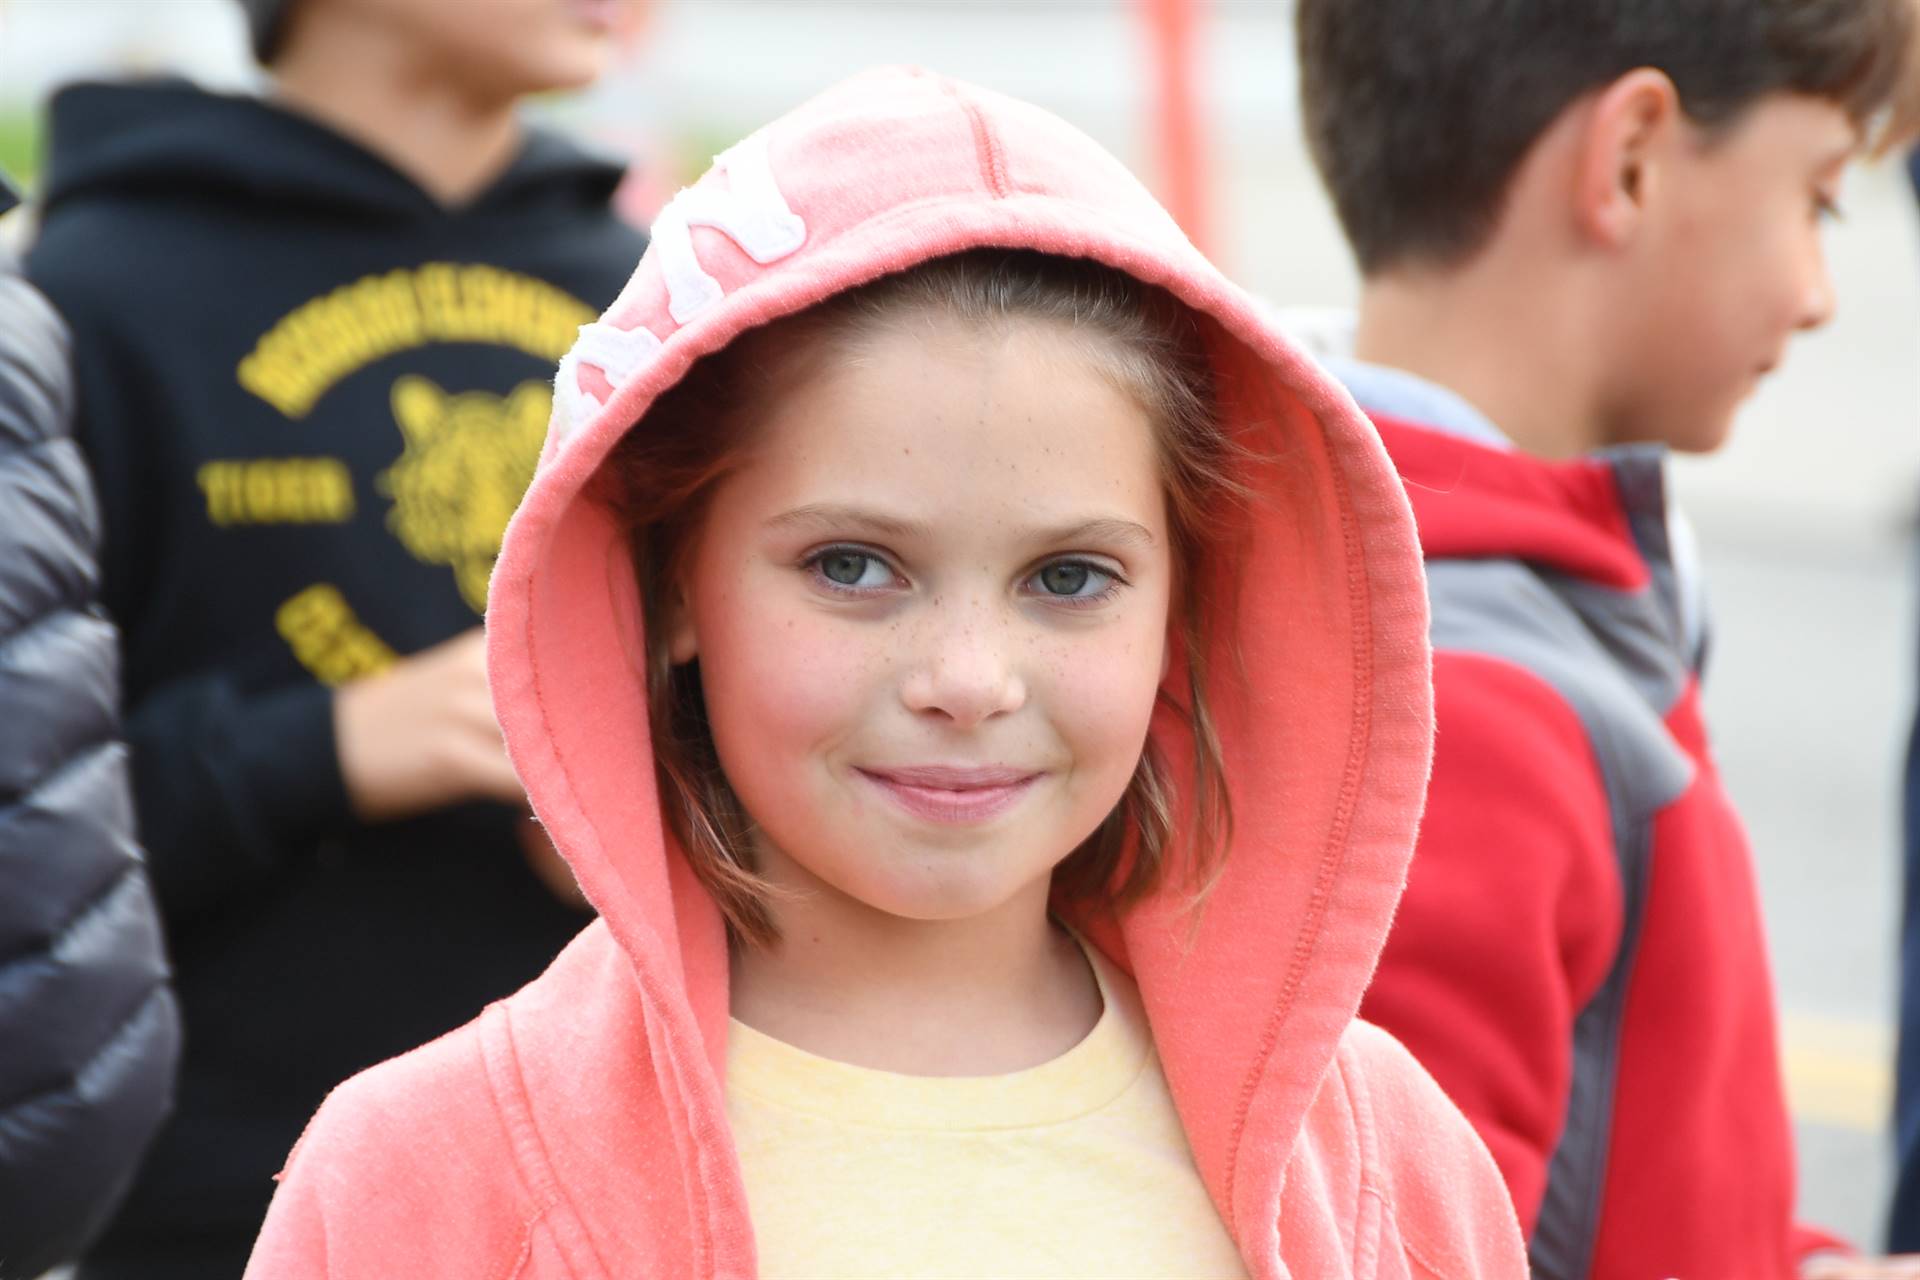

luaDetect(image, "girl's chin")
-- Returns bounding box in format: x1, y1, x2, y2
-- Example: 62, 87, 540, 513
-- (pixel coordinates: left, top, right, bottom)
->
822, 858, 1057, 926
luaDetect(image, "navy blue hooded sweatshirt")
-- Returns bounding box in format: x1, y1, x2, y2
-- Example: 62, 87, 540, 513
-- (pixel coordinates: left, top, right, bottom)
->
27, 79, 646, 1276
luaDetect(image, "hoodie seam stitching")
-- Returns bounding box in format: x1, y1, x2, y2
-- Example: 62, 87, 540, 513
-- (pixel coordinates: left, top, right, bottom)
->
1396, 1218, 1460, 1280
1220, 411, 1377, 1231
940, 79, 1010, 198
483, 1006, 563, 1215
1339, 1044, 1385, 1279
1357, 1184, 1457, 1279
486, 1004, 612, 1279
653, 987, 723, 1278
493, 1213, 538, 1280
516, 553, 723, 1276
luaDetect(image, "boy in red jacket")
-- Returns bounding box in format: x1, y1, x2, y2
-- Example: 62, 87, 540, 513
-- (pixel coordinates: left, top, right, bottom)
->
1293, 2, 1918, 1277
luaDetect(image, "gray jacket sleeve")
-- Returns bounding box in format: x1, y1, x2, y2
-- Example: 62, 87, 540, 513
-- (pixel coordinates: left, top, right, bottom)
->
0, 256, 179, 1280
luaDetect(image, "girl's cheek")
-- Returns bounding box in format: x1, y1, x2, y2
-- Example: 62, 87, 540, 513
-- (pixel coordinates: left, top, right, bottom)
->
704, 594, 885, 742
1038, 619, 1166, 748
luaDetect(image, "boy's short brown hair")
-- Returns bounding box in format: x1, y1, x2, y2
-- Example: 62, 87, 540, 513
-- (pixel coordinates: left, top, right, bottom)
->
1297, 0, 1918, 276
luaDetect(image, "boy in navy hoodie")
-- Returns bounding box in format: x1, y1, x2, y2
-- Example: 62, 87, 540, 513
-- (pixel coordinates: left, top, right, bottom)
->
1293, 2, 1916, 1277
28, 1, 645, 1273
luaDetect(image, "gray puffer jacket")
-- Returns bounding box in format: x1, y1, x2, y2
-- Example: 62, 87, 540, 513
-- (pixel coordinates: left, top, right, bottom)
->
0, 225, 178, 1279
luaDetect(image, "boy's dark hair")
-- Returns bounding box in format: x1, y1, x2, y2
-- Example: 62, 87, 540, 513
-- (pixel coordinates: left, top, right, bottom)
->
1297, 0, 1917, 276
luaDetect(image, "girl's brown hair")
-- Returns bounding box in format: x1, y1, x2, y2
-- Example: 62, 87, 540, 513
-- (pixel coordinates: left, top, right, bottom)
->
604, 249, 1242, 944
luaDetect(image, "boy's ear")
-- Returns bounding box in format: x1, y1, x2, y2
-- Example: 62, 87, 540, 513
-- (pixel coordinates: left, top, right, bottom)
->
1575, 68, 1682, 249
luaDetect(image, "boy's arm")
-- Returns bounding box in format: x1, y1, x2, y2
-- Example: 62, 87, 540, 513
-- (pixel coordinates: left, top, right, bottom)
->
122, 628, 528, 922
1359, 652, 1623, 1234
121, 673, 354, 920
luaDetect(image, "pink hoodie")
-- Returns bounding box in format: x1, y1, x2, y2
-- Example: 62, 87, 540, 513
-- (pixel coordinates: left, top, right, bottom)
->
245, 68, 1525, 1279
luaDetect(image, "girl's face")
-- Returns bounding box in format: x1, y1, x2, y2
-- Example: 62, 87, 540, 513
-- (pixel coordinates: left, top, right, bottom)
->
671, 316, 1174, 926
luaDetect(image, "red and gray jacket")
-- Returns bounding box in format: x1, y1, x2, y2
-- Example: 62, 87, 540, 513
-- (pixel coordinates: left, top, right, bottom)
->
1330, 359, 1838, 1279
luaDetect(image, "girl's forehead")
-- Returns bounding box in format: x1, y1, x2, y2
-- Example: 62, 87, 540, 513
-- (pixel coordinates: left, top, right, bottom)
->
766, 334, 1143, 452
714, 323, 1169, 535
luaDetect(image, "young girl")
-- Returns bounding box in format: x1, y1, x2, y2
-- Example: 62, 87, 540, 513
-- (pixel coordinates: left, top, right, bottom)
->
246, 68, 1525, 1278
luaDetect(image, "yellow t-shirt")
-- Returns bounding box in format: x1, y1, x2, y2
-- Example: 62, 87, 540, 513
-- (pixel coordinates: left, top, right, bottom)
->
725, 943, 1250, 1280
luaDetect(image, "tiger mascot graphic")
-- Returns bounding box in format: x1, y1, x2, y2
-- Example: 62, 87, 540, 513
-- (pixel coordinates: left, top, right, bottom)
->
378, 375, 551, 612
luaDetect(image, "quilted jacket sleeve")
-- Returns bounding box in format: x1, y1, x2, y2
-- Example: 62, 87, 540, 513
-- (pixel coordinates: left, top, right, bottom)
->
0, 253, 179, 1280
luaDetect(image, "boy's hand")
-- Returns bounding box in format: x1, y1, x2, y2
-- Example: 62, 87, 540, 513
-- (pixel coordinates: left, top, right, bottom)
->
1802, 1254, 1920, 1278
334, 627, 526, 822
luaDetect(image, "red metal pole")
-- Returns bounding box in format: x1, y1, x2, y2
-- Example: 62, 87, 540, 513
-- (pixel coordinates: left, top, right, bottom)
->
1140, 0, 1212, 254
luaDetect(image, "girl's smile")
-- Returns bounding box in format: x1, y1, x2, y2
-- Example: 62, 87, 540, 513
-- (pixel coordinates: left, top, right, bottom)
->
852, 764, 1044, 826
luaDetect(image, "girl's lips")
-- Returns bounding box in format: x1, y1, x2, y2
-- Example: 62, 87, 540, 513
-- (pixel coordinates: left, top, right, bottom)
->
855, 766, 1041, 825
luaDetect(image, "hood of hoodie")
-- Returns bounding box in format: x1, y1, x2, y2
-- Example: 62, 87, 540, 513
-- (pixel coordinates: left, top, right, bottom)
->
486, 67, 1436, 1268
38, 78, 624, 223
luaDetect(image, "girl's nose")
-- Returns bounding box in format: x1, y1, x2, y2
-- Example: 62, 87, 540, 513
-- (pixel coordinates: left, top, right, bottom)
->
899, 598, 1027, 729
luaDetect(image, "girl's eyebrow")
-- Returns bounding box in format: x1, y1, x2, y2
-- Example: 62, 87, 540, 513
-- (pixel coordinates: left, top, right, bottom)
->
1044, 517, 1159, 551
765, 503, 930, 539
765, 504, 1157, 550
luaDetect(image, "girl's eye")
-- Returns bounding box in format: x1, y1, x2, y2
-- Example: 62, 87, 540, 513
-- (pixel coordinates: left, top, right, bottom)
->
1815, 192, 1845, 223
1029, 559, 1118, 601
809, 548, 896, 591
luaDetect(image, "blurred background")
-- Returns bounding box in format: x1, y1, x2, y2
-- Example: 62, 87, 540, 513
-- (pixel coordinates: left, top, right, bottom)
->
2, 0, 1913, 1244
